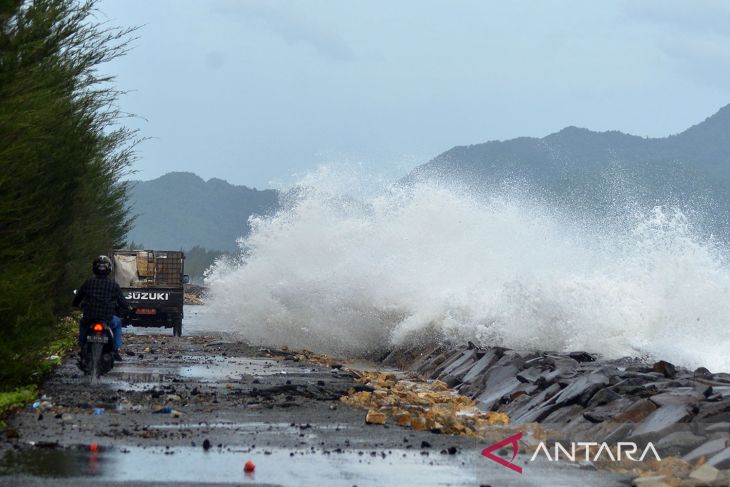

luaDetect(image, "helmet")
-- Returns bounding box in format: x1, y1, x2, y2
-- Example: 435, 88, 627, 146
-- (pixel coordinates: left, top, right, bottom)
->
92, 255, 112, 276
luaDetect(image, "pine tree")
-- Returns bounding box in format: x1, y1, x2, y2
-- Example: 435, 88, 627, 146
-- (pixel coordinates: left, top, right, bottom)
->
0, 0, 136, 384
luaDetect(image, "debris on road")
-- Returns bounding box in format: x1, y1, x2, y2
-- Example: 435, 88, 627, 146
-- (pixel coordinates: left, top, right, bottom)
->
341, 371, 509, 436
184, 284, 206, 305
365, 409, 386, 425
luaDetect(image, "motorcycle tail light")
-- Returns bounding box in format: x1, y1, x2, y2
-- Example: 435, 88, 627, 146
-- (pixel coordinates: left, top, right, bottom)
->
92, 323, 104, 332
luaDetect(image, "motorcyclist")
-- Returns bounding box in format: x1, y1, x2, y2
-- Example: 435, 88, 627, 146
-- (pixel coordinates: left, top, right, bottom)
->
72, 255, 130, 361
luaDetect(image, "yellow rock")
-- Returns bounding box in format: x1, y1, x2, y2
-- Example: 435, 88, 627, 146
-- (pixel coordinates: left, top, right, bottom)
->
484, 412, 510, 426
410, 416, 428, 430
365, 409, 387, 425
395, 412, 411, 426
300, 352, 512, 438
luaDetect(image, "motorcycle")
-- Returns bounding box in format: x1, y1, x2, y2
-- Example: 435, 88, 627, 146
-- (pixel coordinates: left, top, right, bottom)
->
79, 320, 115, 384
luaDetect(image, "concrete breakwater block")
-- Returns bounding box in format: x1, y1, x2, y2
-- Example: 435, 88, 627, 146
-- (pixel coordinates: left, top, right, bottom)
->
389, 342, 730, 458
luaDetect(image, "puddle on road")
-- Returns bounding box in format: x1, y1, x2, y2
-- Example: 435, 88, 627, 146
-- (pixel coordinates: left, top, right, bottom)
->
104, 356, 313, 391
0, 446, 479, 486
0, 445, 629, 487
147, 421, 352, 431
178, 356, 315, 381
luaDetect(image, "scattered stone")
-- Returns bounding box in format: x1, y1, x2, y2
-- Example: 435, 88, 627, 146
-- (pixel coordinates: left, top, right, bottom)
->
365, 409, 386, 425
509, 383, 562, 423
712, 372, 730, 383
688, 463, 719, 482
587, 387, 622, 407
543, 404, 584, 425
649, 389, 702, 407
652, 360, 676, 379
632, 475, 668, 486
630, 405, 691, 438
551, 373, 609, 407
583, 398, 633, 423
475, 365, 522, 410
514, 402, 560, 424
568, 351, 596, 363
516, 367, 542, 384
705, 422, 730, 434
707, 447, 730, 469
694, 367, 712, 379
655, 431, 706, 455
461, 350, 499, 384
692, 398, 730, 423
614, 399, 658, 423
682, 438, 730, 463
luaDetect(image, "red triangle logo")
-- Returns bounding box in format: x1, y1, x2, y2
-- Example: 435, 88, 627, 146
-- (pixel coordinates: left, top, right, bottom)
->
481, 432, 523, 474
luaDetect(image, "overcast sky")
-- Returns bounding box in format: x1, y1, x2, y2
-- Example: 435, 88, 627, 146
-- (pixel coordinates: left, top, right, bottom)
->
98, 0, 730, 188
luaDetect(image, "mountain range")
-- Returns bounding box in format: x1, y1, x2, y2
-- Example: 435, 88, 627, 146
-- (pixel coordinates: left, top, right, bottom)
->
126, 172, 278, 251
126, 104, 730, 251
409, 105, 730, 229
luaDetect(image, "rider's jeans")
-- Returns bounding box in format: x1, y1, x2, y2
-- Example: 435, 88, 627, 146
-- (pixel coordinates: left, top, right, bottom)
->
110, 315, 123, 350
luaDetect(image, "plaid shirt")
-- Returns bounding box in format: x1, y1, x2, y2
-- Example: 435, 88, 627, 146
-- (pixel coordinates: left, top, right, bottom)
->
72, 275, 130, 322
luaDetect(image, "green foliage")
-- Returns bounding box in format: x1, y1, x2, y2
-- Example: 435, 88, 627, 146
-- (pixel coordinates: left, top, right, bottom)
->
0, 386, 37, 418
0, 0, 136, 387
184, 246, 228, 283
34, 315, 77, 376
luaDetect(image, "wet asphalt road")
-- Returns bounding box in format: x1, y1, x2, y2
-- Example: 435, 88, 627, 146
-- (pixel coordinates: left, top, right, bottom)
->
0, 306, 630, 486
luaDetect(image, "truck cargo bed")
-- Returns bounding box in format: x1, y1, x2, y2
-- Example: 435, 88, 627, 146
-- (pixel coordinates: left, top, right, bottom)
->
112, 250, 186, 336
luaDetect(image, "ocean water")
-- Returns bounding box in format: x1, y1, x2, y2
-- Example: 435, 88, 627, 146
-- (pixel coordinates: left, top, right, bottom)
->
205, 170, 730, 371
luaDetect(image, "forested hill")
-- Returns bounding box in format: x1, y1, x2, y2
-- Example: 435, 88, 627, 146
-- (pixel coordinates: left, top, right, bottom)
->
407, 104, 730, 225
127, 172, 278, 251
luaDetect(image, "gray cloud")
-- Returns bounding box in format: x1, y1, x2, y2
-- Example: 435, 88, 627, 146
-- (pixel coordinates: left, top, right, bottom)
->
98, 0, 730, 188
620, 0, 730, 89
212, 0, 355, 61
621, 0, 730, 37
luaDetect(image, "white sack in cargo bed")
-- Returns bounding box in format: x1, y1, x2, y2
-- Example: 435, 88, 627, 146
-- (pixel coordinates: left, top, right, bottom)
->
113, 254, 138, 287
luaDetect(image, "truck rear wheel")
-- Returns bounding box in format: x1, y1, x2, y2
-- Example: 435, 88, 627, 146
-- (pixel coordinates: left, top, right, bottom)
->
173, 318, 182, 337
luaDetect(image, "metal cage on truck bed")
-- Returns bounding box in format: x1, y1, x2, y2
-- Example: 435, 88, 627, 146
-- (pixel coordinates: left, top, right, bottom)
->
112, 250, 185, 288
111, 250, 186, 336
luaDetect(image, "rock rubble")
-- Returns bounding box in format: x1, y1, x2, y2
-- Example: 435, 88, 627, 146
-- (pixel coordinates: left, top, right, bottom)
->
383, 343, 730, 462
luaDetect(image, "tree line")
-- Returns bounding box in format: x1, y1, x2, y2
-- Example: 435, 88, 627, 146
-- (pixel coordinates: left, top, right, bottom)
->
0, 0, 135, 385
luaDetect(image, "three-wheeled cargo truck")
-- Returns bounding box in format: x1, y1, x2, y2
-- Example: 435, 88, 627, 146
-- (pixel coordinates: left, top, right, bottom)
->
111, 250, 188, 336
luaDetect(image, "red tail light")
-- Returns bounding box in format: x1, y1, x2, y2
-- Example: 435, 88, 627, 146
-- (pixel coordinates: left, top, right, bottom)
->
92, 323, 104, 332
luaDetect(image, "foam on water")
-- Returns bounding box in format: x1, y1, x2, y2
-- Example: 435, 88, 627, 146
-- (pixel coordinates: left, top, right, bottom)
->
206, 171, 730, 371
